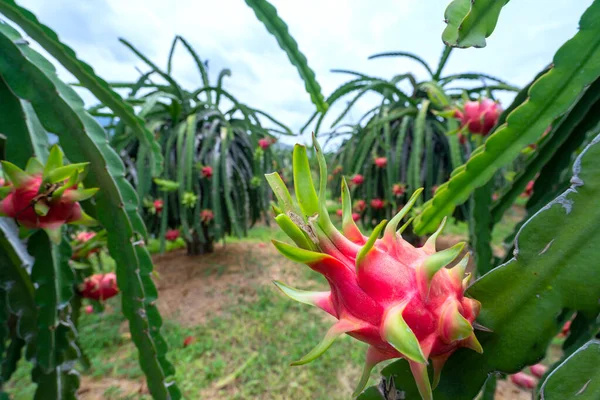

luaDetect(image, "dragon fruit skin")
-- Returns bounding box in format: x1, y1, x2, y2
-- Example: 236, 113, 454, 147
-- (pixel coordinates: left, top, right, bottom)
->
79, 272, 119, 301
0, 146, 97, 243
266, 138, 482, 400
455, 98, 501, 136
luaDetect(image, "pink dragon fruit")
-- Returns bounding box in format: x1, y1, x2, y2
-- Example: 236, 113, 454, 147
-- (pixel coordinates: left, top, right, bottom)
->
354, 199, 366, 213
352, 212, 360, 222
455, 98, 501, 136
530, 363, 547, 378
351, 174, 364, 186
76, 231, 96, 243
165, 229, 180, 241
370, 198, 385, 210
0, 146, 97, 243
374, 157, 387, 168
336, 209, 343, 217
153, 199, 164, 214
79, 272, 119, 301
201, 166, 213, 179
258, 138, 271, 150
201, 209, 214, 224
392, 183, 406, 197
510, 372, 537, 389
266, 138, 482, 399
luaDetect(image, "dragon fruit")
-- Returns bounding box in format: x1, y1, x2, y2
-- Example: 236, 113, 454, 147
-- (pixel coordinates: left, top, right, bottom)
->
354, 199, 366, 213
165, 229, 180, 241
0, 146, 97, 243
530, 363, 547, 378
392, 183, 406, 197
201, 209, 214, 224
265, 138, 482, 400
201, 166, 213, 179
258, 138, 271, 150
153, 199, 164, 214
374, 157, 387, 168
79, 272, 119, 301
510, 372, 537, 389
351, 174, 364, 186
454, 98, 501, 136
370, 198, 385, 210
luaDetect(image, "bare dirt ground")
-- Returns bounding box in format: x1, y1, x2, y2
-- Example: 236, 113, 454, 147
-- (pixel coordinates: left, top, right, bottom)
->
78, 237, 533, 400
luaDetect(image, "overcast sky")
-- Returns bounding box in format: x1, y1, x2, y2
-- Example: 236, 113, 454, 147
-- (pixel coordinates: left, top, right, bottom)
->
13, 0, 592, 147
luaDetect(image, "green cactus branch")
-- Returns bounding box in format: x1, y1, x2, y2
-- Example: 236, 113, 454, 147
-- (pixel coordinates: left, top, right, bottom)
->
414, 0, 600, 234
0, 0, 164, 176
432, 131, 600, 399
244, 0, 328, 113
0, 24, 180, 399
442, 0, 511, 48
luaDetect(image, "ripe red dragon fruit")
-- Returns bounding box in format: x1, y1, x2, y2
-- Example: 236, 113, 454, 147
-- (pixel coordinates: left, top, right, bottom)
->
374, 157, 387, 168
0, 146, 97, 243
530, 363, 547, 378
351, 174, 364, 186
370, 198, 385, 210
336, 209, 343, 217
454, 98, 501, 136
153, 199, 164, 214
165, 229, 180, 241
79, 272, 119, 301
392, 183, 406, 197
354, 199, 366, 213
201, 166, 213, 179
521, 180, 535, 198
265, 138, 482, 399
258, 138, 271, 150
201, 209, 214, 224
352, 212, 360, 222
76, 231, 96, 243
510, 372, 537, 389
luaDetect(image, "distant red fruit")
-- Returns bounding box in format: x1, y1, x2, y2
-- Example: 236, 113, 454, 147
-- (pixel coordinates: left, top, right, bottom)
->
85, 305, 94, 314
510, 372, 537, 389
336, 209, 343, 217
258, 138, 271, 150
455, 99, 502, 136
351, 174, 364, 185
201, 166, 213, 179
354, 199, 366, 212
559, 320, 572, 338
370, 198, 385, 210
374, 157, 387, 168
183, 336, 195, 347
201, 209, 214, 224
351, 212, 360, 222
76, 231, 96, 243
530, 363, 547, 378
522, 180, 535, 198
79, 273, 119, 301
165, 229, 180, 241
392, 183, 405, 197
153, 199, 164, 214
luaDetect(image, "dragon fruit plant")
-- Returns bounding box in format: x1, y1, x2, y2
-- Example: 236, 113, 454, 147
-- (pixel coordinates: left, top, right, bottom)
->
97, 36, 291, 256
267, 138, 482, 399
0, 6, 180, 399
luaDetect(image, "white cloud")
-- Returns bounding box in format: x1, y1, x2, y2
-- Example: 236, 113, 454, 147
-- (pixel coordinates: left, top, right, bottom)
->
12, 0, 592, 148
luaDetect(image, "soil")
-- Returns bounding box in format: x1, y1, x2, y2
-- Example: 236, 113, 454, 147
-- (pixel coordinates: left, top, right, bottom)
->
78, 237, 533, 400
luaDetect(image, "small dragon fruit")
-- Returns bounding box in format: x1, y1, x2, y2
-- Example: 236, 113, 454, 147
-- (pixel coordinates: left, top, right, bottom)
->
201, 209, 214, 224
454, 98, 502, 136
0, 146, 97, 243
530, 363, 547, 378
79, 272, 119, 301
265, 138, 482, 399
165, 229, 180, 241
374, 157, 388, 168
258, 138, 271, 150
354, 199, 366, 213
351, 174, 364, 186
392, 183, 406, 197
336, 209, 343, 217
201, 166, 213, 179
370, 198, 385, 210
153, 199, 164, 214
510, 372, 537, 389
352, 212, 360, 222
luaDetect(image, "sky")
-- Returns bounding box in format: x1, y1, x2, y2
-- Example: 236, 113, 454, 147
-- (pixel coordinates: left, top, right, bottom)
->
12, 0, 592, 149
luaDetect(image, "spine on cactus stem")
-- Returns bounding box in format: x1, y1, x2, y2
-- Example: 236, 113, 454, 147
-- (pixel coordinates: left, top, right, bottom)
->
266, 134, 483, 400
